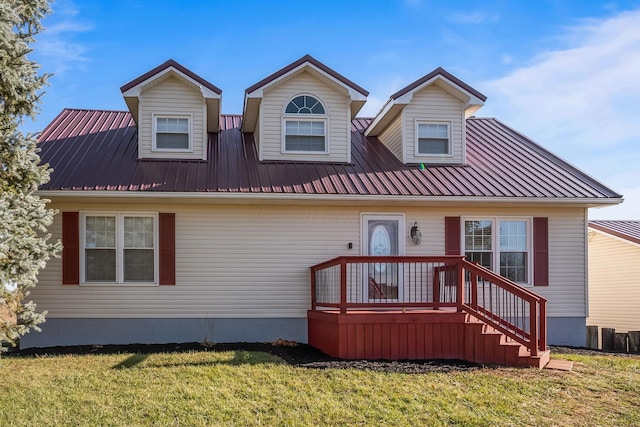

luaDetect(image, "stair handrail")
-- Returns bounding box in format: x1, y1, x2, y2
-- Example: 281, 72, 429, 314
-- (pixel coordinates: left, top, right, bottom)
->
459, 259, 547, 356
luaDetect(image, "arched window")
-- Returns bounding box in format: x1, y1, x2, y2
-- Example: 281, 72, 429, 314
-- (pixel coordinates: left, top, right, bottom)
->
285, 95, 325, 114
283, 95, 327, 153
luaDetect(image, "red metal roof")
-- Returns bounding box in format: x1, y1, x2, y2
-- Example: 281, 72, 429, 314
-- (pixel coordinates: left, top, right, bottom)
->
589, 221, 640, 245
37, 108, 621, 201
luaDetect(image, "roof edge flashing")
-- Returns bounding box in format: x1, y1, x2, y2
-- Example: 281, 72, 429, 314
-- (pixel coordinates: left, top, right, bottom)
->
245, 61, 367, 101
397, 74, 485, 107
123, 67, 221, 100
120, 59, 222, 95
245, 54, 368, 96
364, 98, 407, 136
36, 189, 625, 207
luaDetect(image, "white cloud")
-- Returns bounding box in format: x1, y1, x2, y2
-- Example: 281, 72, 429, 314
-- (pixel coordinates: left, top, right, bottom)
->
357, 76, 408, 118
481, 9, 640, 149
479, 9, 640, 220
358, 95, 388, 118
449, 11, 500, 24
37, 0, 92, 74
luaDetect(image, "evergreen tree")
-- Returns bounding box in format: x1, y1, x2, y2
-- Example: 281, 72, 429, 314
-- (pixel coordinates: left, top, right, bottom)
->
0, 0, 60, 351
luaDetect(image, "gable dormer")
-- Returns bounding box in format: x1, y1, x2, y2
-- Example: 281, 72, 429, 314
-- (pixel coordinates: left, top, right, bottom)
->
366, 68, 486, 165
120, 60, 222, 160
242, 55, 368, 163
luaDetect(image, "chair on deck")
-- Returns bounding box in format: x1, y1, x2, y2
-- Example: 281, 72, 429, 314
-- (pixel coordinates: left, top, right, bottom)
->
368, 275, 386, 299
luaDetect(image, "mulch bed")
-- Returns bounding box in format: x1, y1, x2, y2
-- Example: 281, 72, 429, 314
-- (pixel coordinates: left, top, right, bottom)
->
9, 341, 480, 373
6, 342, 636, 374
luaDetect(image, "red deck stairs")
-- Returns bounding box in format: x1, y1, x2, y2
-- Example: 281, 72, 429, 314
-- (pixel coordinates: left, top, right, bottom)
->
463, 315, 550, 368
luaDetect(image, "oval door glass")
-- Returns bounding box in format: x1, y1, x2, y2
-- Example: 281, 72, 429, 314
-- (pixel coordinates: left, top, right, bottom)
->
370, 225, 391, 272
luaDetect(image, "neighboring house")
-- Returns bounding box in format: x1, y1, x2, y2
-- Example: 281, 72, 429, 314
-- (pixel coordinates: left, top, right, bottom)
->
588, 221, 640, 333
23, 55, 622, 365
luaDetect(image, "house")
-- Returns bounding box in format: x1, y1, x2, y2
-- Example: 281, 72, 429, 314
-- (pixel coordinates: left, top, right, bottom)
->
587, 221, 640, 334
24, 55, 622, 367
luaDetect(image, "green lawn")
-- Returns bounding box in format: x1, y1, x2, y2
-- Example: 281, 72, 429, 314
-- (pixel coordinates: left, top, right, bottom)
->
1, 350, 638, 427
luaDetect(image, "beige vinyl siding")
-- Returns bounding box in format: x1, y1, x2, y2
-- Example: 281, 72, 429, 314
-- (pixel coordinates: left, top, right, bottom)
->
587, 231, 640, 332
36, 203, 359, 319
254, 110, 261, 148
34, 202, 586, 319
378, 113, 404, 162
544, 210, 588, 317
139, 76, 206, 160
260, 71, 350, 162
402, 85, 465, 165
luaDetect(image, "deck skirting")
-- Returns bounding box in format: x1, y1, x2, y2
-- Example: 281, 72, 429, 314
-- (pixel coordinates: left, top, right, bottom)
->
307, 309, 549, 368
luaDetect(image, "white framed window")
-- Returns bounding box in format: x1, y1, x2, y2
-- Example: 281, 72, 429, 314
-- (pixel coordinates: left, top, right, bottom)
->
463, 218, 532, 284
416, 121, 451, 156
152, 114, 192, 151
282, 95, 328, 153
81, 213, 158, 285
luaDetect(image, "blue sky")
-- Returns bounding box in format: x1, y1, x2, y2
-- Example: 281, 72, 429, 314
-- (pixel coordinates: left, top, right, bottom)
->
24, 0, 640, 219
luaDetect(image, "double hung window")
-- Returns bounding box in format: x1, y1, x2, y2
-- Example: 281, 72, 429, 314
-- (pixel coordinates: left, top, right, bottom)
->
416, 122, 450, 155
283, 95, 327, 153
464, 218, 530, 283
153, 115, 191, 151
82, 213, 157, 284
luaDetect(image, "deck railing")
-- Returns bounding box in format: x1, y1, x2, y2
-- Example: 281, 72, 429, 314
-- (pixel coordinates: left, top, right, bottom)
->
310, 256, 547, 356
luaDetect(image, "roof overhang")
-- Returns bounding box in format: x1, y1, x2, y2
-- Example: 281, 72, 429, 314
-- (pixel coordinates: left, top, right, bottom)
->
120, 60, 222, 132
37, 190, 623, 208
365, 69, 486, 137
242, 55, 368, 132
588, 221, 640, 246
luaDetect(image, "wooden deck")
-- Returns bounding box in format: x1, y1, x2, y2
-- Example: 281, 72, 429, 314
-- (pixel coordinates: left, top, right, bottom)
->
308, 309, 550, 368
307, 256, 550, 368
309, 256, 549, 368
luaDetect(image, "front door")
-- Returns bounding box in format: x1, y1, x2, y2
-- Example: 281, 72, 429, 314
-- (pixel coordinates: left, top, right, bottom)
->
362, 214, 404, 301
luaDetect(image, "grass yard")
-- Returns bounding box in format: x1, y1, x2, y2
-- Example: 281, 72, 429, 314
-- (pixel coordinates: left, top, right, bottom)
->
1, 350, 639, 427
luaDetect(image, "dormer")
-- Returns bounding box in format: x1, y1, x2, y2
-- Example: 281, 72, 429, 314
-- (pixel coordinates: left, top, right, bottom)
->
365, 68, 486, 165
120, 60, 222, 160
242, 55, 368, 163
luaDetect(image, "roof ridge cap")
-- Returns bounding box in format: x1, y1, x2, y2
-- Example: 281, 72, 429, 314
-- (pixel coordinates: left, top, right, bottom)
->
63, 107, 130, 113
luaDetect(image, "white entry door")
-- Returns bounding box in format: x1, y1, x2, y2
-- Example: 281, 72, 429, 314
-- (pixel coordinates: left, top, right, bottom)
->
362, 214, 405, 301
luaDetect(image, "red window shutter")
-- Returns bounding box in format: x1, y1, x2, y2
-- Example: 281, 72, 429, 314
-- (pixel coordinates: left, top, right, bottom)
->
444, 216, 461, 255
159, 213, 176, 285
62, 212, 80, 285
533, 217, 549, 286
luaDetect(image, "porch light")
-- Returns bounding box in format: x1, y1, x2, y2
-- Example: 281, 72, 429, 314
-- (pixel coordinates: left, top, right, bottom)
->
410, 222, 422, 245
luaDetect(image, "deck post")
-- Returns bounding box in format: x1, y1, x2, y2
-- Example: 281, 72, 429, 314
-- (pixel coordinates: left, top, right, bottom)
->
456, 259, 464, 312
310, 267, 317, 311
529, 300, 539, 356
433, 268, 440, 310
539, 298, 547, 351
340, 258, 347, 314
